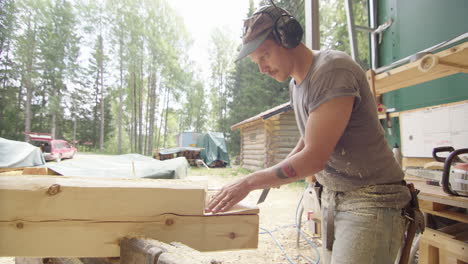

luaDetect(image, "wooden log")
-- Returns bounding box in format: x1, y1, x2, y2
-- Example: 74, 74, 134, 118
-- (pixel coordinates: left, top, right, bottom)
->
242, 159, 264, 167
0, 175, 206, 221
272, 130, 300, 137
1, 211, 259, 258
242, 143, 265, 151
242, 165, 261, 172
0, 175, 259, 256
242, 153, 265, 160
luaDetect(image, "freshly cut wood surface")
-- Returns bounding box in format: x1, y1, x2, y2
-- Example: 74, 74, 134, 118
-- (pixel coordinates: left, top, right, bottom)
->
0, 175, 207, 221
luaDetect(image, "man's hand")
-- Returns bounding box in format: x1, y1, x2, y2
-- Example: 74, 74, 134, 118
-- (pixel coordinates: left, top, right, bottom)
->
205, 177, 252, 214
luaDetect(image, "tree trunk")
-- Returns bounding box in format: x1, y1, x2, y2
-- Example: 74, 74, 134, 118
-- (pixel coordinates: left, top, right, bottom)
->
144, 71, 151, 155
163, 88, 170, 148
117, 38, 123, 154
24, 19, 37, 142
133, 71, 137, 153
138, 55, 143, 154
156, 85, 167, 150
147, 71, 158, 156
99, 35, 105, 152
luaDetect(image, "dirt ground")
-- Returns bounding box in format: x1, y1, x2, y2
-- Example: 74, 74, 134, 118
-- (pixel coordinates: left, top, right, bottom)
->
0, 163, 323, 264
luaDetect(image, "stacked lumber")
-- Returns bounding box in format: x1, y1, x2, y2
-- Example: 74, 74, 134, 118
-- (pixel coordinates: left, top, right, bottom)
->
176, 150, 202, 166
0, 175, 259, 257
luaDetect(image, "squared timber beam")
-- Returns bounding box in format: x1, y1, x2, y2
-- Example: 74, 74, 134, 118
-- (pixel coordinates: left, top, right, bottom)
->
0, 175, 259, 257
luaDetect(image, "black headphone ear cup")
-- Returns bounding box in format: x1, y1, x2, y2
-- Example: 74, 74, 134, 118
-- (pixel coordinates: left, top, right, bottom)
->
275, 15, 303, 49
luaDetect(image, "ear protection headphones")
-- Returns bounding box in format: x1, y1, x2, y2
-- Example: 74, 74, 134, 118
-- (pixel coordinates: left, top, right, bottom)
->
253, 5, 304, 49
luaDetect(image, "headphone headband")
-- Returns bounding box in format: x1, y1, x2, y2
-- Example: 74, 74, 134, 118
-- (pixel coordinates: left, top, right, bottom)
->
252, 5, 303, 49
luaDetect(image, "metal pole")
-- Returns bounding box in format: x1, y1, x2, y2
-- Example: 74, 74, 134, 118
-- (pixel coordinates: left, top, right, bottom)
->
369, 0, 379, 69
305, 0, 320, 50
345, 0, 359, 61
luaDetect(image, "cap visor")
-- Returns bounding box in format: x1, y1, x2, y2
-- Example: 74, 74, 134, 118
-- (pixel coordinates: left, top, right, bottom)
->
235, 29, 272, 62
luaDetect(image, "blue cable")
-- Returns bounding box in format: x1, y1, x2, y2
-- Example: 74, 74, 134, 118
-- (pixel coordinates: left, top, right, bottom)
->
258, 182, 321, 264
295, 183, 320, 264
259, 226, 296, 264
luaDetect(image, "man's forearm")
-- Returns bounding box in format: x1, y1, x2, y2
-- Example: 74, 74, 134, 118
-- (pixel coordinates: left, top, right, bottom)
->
245, 148, 324, 191
287, 137, 304, 159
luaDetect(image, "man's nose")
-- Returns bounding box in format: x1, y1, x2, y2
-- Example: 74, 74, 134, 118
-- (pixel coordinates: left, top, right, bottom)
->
258, 63, 269, 74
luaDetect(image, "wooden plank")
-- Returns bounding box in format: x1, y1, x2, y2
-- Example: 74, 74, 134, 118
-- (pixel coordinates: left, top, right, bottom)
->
420, 200, 447, 211
374, 41, 468, 95
437, 223, 468, 237
0, 175, 206, 222
419, 238, 439, 264
402, 157, 434, 169
366, 69, 377, 95
407, 176, 468, 210
0, 213, 259, 257
419, 228, 468, 263
421, 207, 468, 224
379, 100, 468, 120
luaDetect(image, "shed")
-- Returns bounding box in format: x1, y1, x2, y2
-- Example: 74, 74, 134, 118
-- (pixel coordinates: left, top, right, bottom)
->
231, 102, 300, 171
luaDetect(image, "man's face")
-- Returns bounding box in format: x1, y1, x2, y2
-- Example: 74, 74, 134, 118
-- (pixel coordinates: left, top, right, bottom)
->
249, 39, 290, 82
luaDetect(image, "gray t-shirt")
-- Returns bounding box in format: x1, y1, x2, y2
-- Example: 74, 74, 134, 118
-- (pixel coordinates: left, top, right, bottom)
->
290, 50, 410, 208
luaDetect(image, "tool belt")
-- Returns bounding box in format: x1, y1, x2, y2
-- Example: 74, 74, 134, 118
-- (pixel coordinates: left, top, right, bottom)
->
399, 183, 425, 264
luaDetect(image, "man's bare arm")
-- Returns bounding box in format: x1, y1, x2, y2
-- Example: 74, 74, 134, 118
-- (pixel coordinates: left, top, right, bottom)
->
206, 96, 354, 213
286, 137, 304, 158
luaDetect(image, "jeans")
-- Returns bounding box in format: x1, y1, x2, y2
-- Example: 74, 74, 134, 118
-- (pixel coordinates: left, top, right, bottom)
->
321, 207, 407, 264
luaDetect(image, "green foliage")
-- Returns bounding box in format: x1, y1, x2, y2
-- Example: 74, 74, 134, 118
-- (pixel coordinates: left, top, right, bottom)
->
0, 0, 369, 161
188, 167, 252, 178
320, 0, 370, 68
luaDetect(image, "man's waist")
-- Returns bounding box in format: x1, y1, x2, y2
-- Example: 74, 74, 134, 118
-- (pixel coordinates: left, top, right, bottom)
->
321, 183, 411, 211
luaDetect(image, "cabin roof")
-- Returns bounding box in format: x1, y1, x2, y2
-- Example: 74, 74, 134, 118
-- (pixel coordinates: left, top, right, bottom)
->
231, 102, 292, 130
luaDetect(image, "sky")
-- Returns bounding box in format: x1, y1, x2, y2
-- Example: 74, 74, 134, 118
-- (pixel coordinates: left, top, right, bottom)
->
168, 0, 260, 80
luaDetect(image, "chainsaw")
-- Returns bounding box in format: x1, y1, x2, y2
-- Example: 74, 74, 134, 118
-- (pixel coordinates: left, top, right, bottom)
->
405, 146, 468, 197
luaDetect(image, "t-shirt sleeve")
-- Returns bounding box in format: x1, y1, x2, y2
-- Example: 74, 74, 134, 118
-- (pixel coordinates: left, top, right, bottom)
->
306, 68, 362, 114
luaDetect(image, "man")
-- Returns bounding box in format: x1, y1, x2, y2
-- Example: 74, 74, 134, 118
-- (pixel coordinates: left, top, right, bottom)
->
206, 5, 411, 264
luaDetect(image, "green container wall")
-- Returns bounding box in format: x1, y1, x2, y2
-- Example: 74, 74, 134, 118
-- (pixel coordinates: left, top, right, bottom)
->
377, 0, 468, 146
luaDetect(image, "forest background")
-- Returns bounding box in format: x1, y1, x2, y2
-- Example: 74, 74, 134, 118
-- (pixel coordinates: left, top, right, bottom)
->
0, 0, 368, 157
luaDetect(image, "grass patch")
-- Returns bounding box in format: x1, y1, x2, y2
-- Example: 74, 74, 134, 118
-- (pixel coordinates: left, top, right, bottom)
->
188, 166, 252, 178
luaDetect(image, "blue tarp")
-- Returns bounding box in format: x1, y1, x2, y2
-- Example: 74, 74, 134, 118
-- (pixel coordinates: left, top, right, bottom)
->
45, 154, 189, 179
0, 137, 46, 168
196, 132, 230, 166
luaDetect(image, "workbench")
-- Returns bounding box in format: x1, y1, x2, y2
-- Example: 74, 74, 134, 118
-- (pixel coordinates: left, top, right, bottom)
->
406, 176, 468, 264
367, 38, 468, 264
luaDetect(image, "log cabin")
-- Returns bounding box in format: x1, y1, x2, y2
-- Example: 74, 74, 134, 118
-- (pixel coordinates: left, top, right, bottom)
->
231, 102, 300, 171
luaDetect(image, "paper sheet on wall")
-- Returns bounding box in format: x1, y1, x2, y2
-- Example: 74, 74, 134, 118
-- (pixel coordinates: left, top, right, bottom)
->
400, 102, 468, 157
